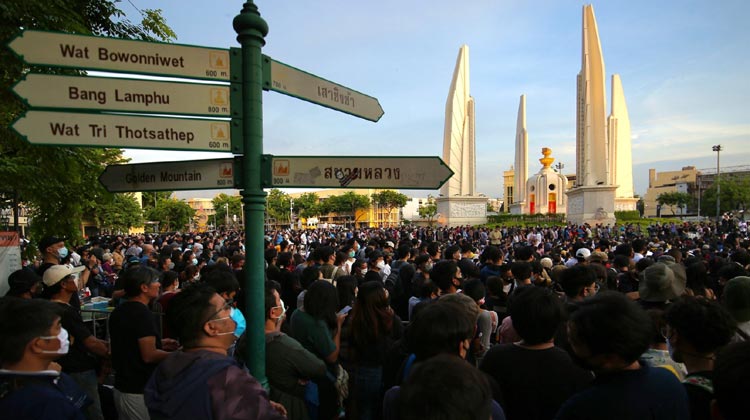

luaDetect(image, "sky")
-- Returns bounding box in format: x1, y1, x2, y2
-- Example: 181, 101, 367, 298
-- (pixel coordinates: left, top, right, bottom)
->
120, 0, 750, 200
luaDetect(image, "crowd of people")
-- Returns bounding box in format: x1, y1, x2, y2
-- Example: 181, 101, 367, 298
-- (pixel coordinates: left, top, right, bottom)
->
2, 219, 750, 420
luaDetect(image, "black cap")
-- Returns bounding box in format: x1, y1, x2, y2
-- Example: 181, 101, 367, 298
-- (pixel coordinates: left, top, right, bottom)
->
7, 269, 42, 294
38, 236, 66, 253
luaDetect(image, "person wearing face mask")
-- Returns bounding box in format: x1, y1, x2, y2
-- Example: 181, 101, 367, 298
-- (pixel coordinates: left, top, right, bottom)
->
145, 282, 286, 420
41, 264, 111, 420
110, 266, 179, 420
0, 298, 89, 419
262, 282, 326, 420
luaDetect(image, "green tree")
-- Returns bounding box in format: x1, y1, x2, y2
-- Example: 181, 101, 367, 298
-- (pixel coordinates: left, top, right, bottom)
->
371, 190, 408, 225
211, 193, 242, 228
323, 192, 370, 224
142, 192, 174, 211
657, 191, 692, 215
0, 1, 175, 243
294, 192, 320, 219
418, 195, 438, 226
145, 198, 194, 232
93, 193, 144, 233
700, 176, 750, 217
266, 189, 291, 224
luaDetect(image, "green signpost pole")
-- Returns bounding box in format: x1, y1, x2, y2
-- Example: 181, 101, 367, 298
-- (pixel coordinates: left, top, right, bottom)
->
233, 1, 269, 387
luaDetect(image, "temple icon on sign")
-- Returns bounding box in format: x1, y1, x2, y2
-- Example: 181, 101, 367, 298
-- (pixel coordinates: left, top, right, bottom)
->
210, 52, 228, 69
274, 160, 289, 176
210, 123, 229, 140
220, 163, 233, 179
211, 88, 227, 105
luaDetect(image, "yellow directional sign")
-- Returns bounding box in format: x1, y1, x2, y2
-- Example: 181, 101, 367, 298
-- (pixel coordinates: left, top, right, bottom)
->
13, 111, 231, 152
13, 74, 231, 117
8, 30, 230, 81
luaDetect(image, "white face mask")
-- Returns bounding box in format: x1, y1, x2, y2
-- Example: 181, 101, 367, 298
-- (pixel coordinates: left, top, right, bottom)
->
40, 327, 70, 355
361, 268, 368, 275
502, 284, 512, 294
376, 261, 386, 270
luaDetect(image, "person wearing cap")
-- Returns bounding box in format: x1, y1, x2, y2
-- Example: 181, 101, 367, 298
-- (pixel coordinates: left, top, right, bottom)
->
5, 268, 43, 299
41, 264, 110, 420
0, 298, 86, 419
37, 236, 69, 277
574, 248, 591, 265
638, 262, 685, 310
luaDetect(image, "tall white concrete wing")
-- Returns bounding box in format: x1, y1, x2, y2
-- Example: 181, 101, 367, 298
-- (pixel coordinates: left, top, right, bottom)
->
575, 4, 609, 187
440, 45, 476, 197
514, 95, 528, 204
608, 74, 634, 198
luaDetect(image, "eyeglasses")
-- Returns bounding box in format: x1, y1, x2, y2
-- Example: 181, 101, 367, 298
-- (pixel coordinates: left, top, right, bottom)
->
204, 299, 234, 324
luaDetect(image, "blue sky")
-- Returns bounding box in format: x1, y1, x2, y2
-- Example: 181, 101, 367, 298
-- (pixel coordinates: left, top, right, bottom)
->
123, 0, 750, 199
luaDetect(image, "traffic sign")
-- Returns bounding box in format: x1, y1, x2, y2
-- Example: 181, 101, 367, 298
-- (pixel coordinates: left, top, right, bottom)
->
99, 158, 237, 192
263, 55, 384, 122
265, 156, 453, 189
13, 110, 232, 152
12, 74, 232, 117
8, 30, 230, 81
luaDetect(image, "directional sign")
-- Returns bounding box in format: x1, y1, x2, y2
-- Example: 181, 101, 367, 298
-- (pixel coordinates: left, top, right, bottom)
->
8, 30, 230, 81
99, 158, 237, 192
265, 156, 453, 190
13, 111, 232, 152
12, 74, 232, 117
263, 55, 384, 122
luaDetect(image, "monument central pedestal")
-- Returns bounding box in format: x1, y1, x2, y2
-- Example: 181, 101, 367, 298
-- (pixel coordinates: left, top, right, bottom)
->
566, 185, 617, 226
436, 196, 487, 227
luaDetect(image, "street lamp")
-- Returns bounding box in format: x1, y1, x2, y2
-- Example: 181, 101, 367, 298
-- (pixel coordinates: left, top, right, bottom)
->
713, 145, 722, 222
225, 202, 229, 228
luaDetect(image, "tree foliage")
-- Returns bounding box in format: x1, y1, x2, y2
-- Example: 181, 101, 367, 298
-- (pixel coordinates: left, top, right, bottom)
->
322, 192, 371, 222
92, 193, 144, 233
0, 0, 175, 243
141, 192, 173, 211
656, 192, 692, 215
144, 198, 194, 232
700, 176, 750, 217
266, 189, 290, 223
212, 193, 242, 228
294, 192, 320, 219
371, 190, 408, 220
418, 196, 438, 226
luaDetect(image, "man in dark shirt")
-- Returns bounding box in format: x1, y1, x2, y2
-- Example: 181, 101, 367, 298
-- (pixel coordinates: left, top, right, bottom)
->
555, 292, 689, 419
110, 266, 177, 420
481, 287, 592, 420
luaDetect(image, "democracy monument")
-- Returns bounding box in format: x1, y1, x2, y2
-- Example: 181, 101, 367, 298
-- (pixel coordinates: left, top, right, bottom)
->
436, 45, 488, 226
504, 4, 636, 226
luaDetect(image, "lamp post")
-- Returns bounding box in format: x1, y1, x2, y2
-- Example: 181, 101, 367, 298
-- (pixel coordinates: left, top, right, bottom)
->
713, 145, 722, 223
290, 198, 294, 228
225, 202, 229, 228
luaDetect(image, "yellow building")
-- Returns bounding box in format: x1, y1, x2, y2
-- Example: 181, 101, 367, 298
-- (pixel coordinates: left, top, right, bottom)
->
288, 189, 400, 228
643, 167, 699, 217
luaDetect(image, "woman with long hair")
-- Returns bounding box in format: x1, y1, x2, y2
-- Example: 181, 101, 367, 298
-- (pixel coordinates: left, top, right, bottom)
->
348, 281, 403, 420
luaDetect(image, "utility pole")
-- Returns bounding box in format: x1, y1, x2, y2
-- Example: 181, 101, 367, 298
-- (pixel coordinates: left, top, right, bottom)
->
713, 145, 722, 223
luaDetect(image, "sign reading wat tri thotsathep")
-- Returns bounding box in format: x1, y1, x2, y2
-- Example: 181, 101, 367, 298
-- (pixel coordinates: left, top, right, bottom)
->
8, 30, 230, 81
12, 111, 231, 152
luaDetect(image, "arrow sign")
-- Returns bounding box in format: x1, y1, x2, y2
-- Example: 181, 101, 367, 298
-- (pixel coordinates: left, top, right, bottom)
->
13, 74, 232, 117
13, 110, 232, 152
99, 158, 237, 192
263, 55, 384, 122
266, 156, 453, 190
8, 30, 230, 81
